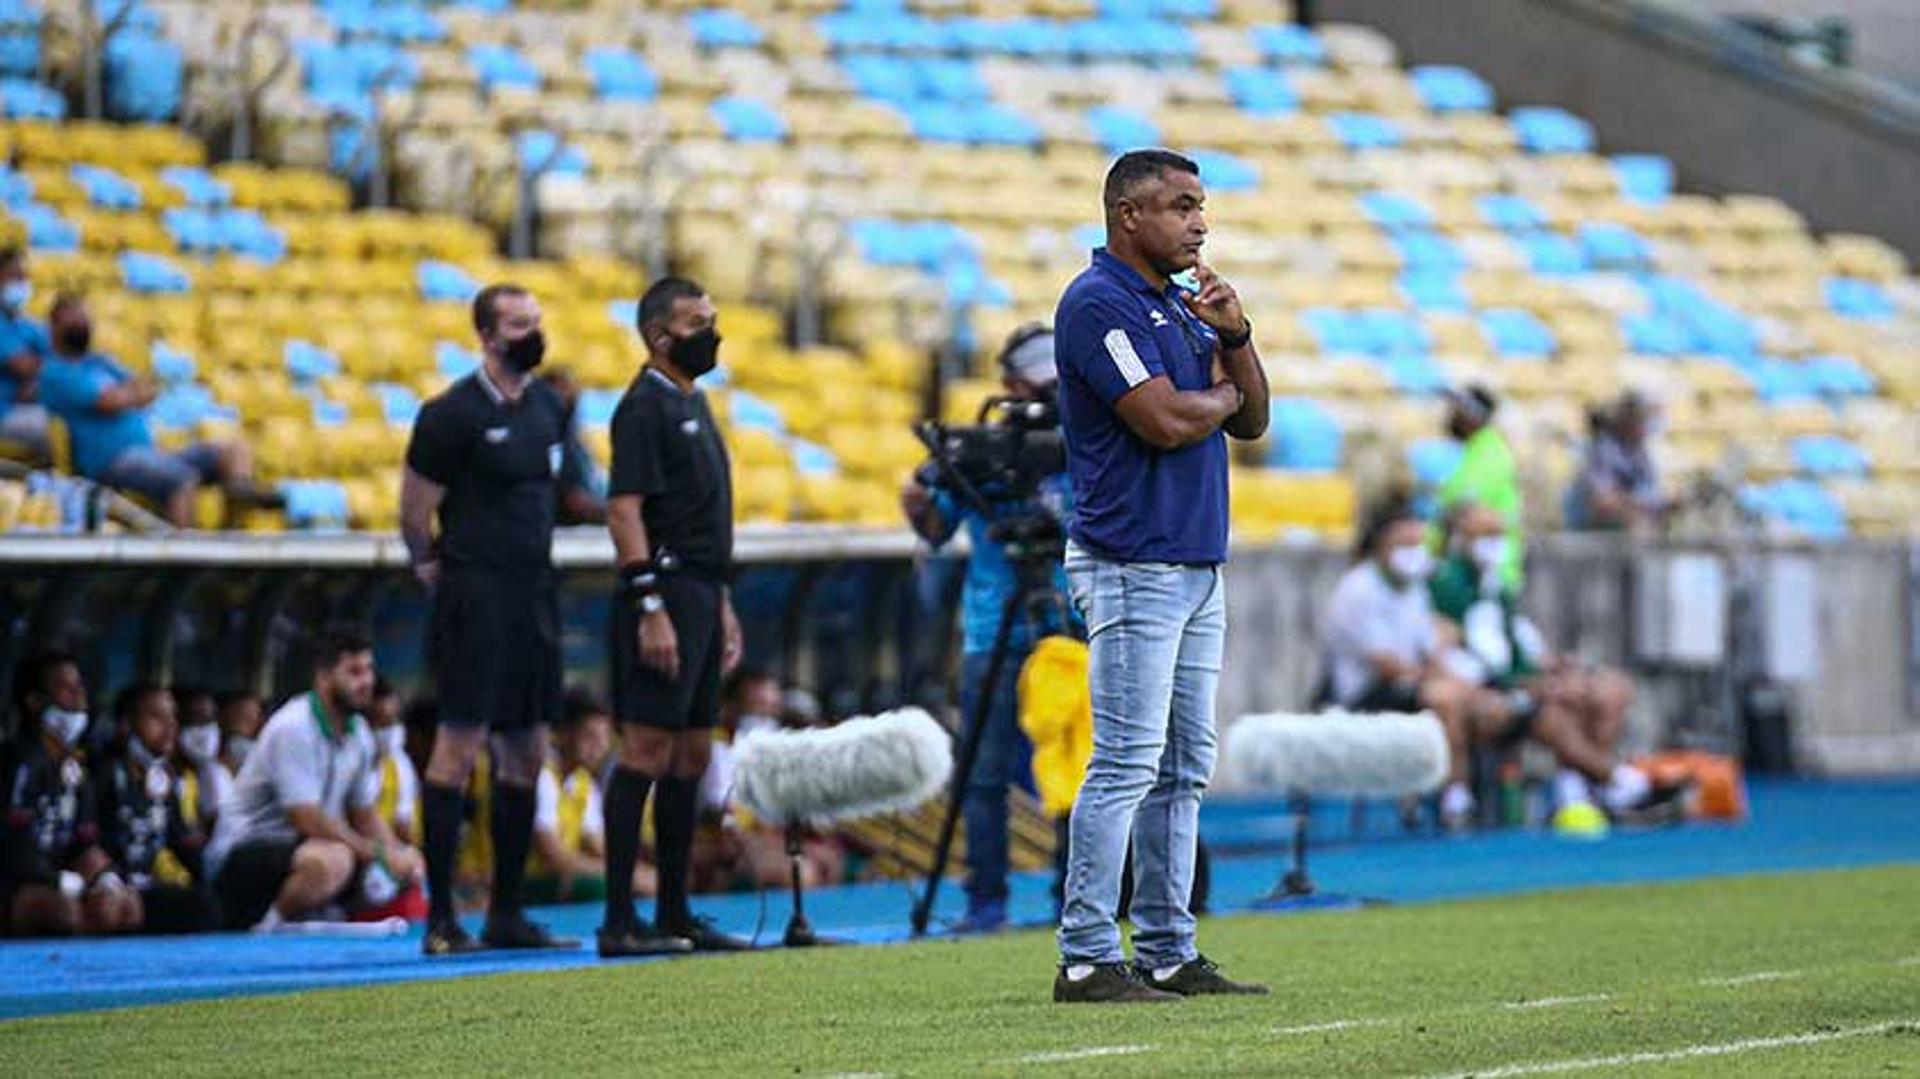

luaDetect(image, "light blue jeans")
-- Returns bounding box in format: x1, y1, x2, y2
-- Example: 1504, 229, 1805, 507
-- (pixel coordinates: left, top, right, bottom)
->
1058, 543, 1224, 967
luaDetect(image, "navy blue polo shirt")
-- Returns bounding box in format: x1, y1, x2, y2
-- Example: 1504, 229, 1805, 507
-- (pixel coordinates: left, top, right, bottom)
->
1054, 247, 1229, 565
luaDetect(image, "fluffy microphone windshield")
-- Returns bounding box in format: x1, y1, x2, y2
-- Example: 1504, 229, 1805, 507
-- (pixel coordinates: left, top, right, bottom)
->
733, 707, 953, 825
1218, 711, 1449, 798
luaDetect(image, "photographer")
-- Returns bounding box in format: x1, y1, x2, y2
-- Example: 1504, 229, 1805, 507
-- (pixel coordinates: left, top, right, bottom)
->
901, 323, 1071, 935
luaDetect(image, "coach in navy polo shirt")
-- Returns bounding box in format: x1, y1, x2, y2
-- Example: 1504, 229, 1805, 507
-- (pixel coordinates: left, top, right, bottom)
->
1050, 149, 1271, 1004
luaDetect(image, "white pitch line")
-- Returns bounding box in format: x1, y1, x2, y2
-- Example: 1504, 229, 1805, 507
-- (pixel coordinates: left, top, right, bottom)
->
1502, 993, 1614, 1011
1014, 1045, 1156, 1065
1700, 970, 1803, 988
1273, 1018, 1394, 1036
1417, 1018, 1919, 1079
1896, 956, 1920, 968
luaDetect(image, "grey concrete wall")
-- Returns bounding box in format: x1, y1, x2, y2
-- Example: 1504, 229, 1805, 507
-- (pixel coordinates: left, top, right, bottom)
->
1218, 535, 1920, 776
1319, 0, 1920, 263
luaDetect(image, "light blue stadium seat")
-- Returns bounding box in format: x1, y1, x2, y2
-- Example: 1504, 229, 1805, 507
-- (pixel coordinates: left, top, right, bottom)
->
1409, 438, 1464, 487
160, 166, 231, 207
1392, 231, 1462, 271
280, 480, 352, 529
1328, 112, 1402, 150
1804, 355, 1876, 398
1186, 148, 1258, 191
1378, 354, 1447, 394
70, 165, 142, 209
606, 299, 638, 329
575, 388, 622, 428
1741, 356, 1816, 403
1510, 106, 1594, 154
308, 392, 349, 427
789, 438, 839, 477
418, 261, 479, 302
321, 0, 446, 43
1360, 192, 1432, 230
688, 9, 765, 49
435, 341, 479, 378
1620, 312, 1689, 356
148, 383, 217, 429
922, 58, 988, 102
0, 1, 40, 80
1, 77, 64, 119
1476, 193, 1545, 231
711, 97, 788, 142
515, 130, 590, 174
17, 203, 79, 251
1223, 66, 1297, 116
1793, 436, 1869, 478
372, 382, 419, 425
120, 252, 191, 292
1479, 308, 1556, 358
1577, 222, 1649, 269
1250, 23, 1324, 65
284, 340, 341, 382
1269, 397, 1343, 471
104, 32, 183, 121
1613, 154, 1673, 205
149, 341, 197, 383
1517, 232, 1585, 276
585, 47, 657, 102
1410, 66, 1492, 112
1742, 479, 1847, 539
466, 43, 540, 92
1399, 272, 1467, 312
728, 390, 787, 434
0, 166, 30, 209
1823, 277, 1895, 319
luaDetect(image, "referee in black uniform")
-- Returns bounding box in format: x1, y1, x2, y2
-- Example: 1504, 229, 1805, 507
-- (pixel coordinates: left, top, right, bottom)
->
400, 282, 581, 955
599, 276, 747, 956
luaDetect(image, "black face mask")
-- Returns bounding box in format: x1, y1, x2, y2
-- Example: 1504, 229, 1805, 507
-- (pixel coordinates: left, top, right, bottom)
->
58, 325, 91, 355
500, 329, 546, 373
667, 327, 721, 378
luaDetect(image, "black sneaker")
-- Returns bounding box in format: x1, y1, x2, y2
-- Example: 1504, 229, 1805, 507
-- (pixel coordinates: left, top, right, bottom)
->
422, 919, 486, 957
1137, 955, 1270, 996
597, 920, 694, 959
1613, 780, 1692, 827
1053, 962, 1183, 1004
481, 912, 580, 951
659, 914, 751, 952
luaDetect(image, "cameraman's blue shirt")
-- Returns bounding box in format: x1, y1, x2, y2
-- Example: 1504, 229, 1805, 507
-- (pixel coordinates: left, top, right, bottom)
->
1055, 248, 1229, 565
928, 475, 1074, 657
0, 309, 51, 410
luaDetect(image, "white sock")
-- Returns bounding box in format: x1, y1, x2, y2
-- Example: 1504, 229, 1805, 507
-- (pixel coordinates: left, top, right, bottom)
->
1441, 782, 1475, 818
1555, 769, 1595, 809
251, 905, 287, 934
1602, 764, 1651, 810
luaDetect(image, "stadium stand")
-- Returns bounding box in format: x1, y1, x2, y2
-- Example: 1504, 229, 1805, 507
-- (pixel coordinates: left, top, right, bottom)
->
0, 0, 1913, 540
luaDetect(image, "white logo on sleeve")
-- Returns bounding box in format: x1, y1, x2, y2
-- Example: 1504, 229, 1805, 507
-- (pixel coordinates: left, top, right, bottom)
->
1149, 309, 1169, 327
548, 443, 562, 475
1103, 328, 1151, 388
484, 426, 509, 444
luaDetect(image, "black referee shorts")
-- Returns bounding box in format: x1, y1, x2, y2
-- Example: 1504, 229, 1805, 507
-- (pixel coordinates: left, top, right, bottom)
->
611, 574, 724, 731
430, 565, 562, 732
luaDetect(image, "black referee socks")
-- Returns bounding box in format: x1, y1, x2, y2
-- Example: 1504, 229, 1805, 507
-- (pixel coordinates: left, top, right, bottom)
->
654, 774, 700, 928
603, 766, 653, 931
489, 782, 536, 919
422, 782, 465, 924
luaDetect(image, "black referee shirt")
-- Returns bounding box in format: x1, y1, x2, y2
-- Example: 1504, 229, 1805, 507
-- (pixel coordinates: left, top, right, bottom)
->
406, 370, 579, 573
609, 367, 733, 581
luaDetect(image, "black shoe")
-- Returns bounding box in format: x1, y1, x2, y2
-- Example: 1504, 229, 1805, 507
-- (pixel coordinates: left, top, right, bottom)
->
481, 912, 580, 951
1053, 962, 1183, 1004
1613, 780, 1691, 827
597, 920, 694, 959
1136, 955, 1270, 996
659, 914, 751, 952
422, 919, 487, 957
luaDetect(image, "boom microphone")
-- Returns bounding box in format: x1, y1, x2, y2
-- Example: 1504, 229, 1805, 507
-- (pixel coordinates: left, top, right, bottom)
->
732, 707, 953, 826
1218, 711, 1449, 799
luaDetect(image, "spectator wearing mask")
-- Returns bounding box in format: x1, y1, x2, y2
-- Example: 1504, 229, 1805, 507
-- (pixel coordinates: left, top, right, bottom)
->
172, 686, 228, 835
899, 322, 1070, 934
1429, 503, 1666, 834
701, 672, 844, 894
94, 684, 216, 933
1436, 384, 1523, 588
36, 294, 280, 527
1321, 506, 1506, 830
205, 627, 423, 931
698, 667, 784, 817
538, 366, 608, 525
2, 652, 139, 935
369, 679, 418, 846
0, 247, 52, 461
217, 691, 264, 775
1565, 391, 1668, 533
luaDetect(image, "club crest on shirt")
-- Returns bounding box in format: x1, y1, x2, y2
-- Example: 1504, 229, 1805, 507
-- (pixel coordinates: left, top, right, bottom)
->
680, 418, 700, 436
484, 426, 509, 444
1149, 309, 1170, 327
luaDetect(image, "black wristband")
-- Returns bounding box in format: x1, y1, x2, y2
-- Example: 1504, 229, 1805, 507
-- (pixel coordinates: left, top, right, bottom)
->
1218, 317, 1252, 350
619, 561, 662, 601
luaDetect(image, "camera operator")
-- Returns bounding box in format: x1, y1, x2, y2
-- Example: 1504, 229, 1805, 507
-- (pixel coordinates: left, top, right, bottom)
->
901, 323, 1071, 935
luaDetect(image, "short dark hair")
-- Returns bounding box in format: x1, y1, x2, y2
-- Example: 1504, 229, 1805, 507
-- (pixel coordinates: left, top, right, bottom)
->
1103, 149, 1199, 211
471, 282, 528, 336
559, 687, 609, 730
313, 624, 373, 670
0, 245, 22, 271
722, 665, 777, 709
372, 676, 398, 702
1355, 500, 1421, 560
216, 690, 258, 713
636, 276, 706, 334
49, 291, 85, 319
13, 650, 77, 714
115, 681, 168, 722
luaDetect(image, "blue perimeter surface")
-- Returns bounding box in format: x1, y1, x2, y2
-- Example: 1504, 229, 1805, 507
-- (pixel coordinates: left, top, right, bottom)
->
3, 778, 1914, 1021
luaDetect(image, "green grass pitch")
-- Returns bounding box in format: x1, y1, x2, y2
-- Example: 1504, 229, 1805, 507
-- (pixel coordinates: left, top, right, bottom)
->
6, 866, 1916, 1077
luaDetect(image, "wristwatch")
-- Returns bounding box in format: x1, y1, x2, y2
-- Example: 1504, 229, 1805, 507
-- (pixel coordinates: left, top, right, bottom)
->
639, 593, 666, 615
